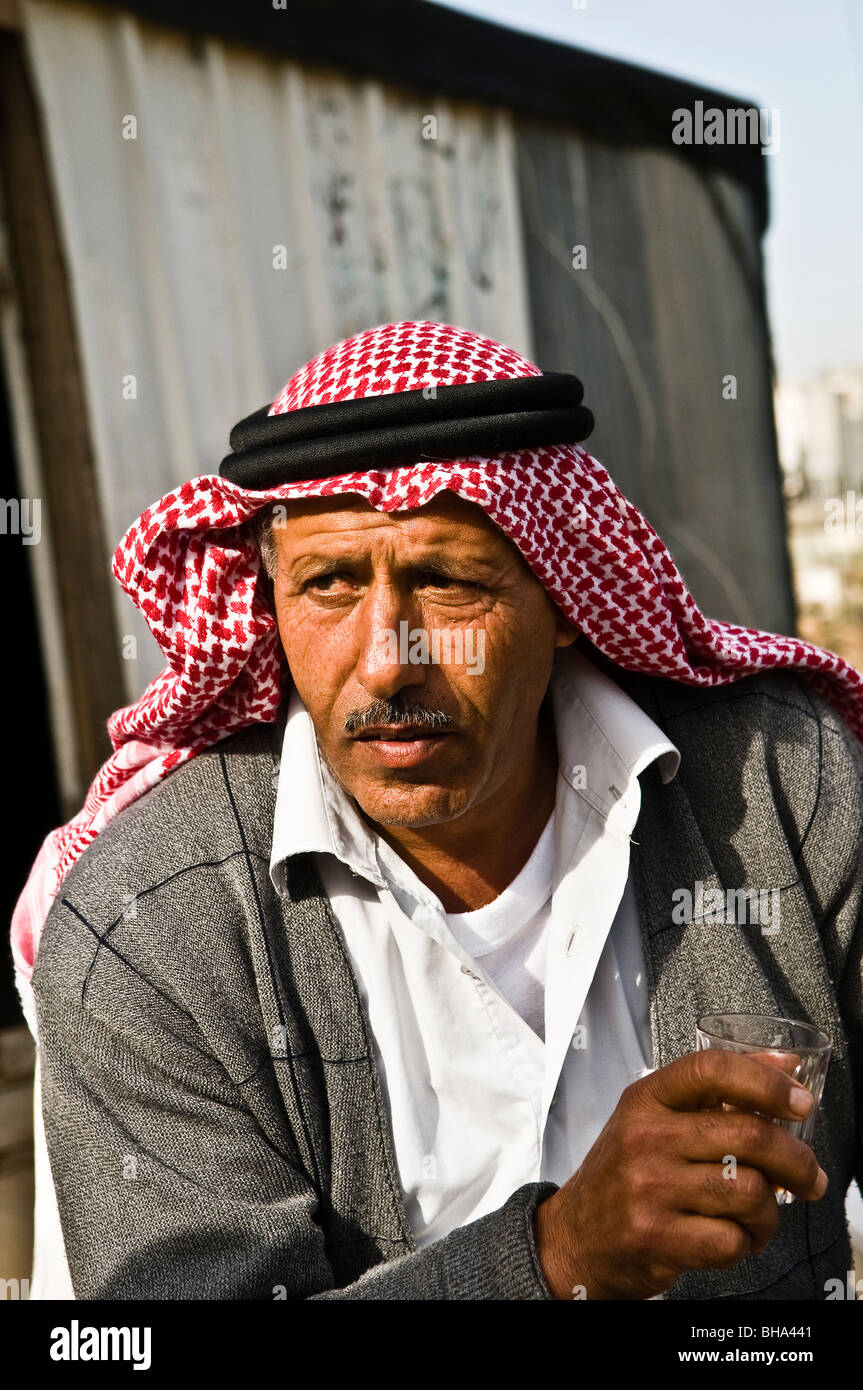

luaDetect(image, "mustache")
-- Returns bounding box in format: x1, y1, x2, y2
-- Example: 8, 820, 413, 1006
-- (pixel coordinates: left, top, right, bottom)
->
344, 694, 457, 736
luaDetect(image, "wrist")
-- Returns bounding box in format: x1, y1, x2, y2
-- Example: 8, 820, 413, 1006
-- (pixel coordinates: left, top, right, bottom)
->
533, 1193, 584, 1300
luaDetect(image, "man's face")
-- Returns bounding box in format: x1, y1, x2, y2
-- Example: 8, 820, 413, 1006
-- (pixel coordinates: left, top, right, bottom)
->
271, 490, 577, 829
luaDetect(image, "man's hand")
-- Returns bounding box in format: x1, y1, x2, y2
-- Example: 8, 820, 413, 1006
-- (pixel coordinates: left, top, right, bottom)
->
533, 1049, 828, 1300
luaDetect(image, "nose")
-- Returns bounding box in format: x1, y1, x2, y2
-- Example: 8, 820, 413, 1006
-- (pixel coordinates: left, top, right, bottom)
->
354, 577, 428, 699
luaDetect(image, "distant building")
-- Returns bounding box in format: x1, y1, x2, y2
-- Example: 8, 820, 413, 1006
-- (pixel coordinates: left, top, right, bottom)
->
776, 370, 863, 498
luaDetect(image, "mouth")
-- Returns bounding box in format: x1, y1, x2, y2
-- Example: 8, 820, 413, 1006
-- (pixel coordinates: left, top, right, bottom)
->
351, 725, 456, 767
354, 725, 452, 741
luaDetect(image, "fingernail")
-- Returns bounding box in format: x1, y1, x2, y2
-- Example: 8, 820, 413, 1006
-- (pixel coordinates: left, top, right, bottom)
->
814, 1168, 828, 1197
789, 1086, 813, 1115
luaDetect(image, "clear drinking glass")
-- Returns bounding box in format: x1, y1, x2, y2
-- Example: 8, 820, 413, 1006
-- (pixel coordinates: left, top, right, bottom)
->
695, 1013, 832, 1204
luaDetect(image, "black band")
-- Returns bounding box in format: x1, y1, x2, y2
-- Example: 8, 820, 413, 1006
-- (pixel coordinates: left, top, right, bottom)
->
219, 372, 594, 488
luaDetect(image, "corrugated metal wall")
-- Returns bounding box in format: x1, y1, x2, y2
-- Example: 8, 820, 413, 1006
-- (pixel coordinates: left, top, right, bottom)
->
516, 120, 792, 633
20, 0, 534, 696
19, 0, 792, 707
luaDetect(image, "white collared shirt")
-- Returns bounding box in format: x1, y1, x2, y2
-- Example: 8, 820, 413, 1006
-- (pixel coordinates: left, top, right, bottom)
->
270, 645, 680, 1247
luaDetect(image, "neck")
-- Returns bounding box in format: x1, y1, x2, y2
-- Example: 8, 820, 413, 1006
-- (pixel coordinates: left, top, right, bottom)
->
365, 696, 558, 913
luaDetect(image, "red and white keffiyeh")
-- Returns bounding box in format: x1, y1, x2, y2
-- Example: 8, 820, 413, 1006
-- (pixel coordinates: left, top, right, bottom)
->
12, 319, 863, 1021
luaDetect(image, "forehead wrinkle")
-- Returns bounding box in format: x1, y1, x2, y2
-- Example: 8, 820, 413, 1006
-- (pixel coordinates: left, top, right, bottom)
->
274, 504, 515, 572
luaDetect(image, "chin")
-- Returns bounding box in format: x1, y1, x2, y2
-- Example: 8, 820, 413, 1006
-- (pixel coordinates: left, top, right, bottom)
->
354, 785, 470, 829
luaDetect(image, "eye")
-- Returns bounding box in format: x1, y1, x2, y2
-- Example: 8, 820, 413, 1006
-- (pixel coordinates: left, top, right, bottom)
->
306, 570, 352, 591
418, 570, 478, 590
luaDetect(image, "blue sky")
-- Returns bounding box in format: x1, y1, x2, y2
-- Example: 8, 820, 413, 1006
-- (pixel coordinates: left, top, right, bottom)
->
433, 0, 863, 383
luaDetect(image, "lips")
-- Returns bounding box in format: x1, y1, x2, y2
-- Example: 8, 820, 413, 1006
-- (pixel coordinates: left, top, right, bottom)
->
351, 727, 455, 768
354, 726, 453, 741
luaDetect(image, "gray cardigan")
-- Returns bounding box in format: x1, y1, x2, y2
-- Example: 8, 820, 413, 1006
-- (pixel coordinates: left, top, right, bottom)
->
32, 663, 863, 1299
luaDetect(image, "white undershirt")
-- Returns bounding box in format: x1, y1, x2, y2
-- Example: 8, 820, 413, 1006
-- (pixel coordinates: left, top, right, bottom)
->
437, 808, 555, 1043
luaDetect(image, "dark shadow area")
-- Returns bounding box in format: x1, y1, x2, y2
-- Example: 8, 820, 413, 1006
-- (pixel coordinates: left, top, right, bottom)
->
0, 340, 62, 1027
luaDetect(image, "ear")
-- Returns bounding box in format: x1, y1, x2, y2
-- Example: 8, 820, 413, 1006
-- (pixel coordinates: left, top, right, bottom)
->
554, 614, 579, 649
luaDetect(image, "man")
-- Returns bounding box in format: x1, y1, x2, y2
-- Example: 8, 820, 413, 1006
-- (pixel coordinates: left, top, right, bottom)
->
16, 320, 863, 1300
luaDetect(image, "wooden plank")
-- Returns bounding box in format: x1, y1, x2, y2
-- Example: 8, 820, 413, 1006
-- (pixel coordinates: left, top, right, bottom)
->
0, 1026, 34, 1289
0, 1026, 33, 1085
0, 33, 126, 798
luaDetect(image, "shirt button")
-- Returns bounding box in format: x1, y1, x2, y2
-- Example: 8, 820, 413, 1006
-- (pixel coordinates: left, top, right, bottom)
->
460, 964, 478, 978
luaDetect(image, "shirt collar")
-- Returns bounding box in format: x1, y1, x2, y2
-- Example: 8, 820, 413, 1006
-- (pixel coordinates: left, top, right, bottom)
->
549, 644, 680, 825
269, 681, 388, 895
269, 645, 680, 897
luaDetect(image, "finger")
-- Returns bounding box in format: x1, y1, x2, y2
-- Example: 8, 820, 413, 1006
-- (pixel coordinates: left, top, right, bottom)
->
648, 1049, 813, 1122
720, 1050, 802, 1118
674, 1163, 780, 1255
661, 1212, 754, 1274
695, 1052, 802, 1114
666, 1108, 826, 1201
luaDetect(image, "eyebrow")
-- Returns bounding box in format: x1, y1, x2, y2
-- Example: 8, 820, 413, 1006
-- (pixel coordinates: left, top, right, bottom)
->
289, 551, 502, 581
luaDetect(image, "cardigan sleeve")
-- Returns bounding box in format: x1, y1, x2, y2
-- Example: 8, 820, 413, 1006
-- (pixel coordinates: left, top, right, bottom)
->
777, 688, 863, 1196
